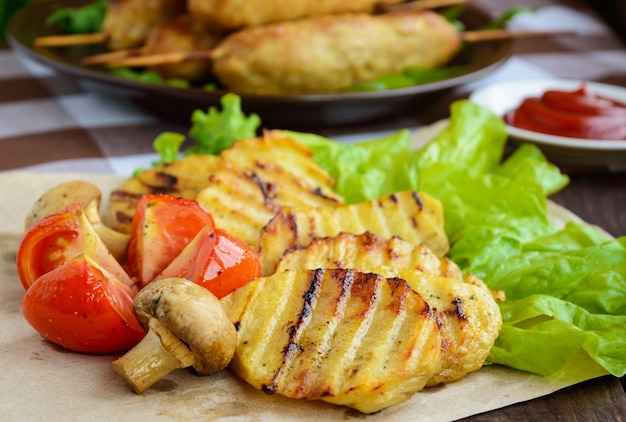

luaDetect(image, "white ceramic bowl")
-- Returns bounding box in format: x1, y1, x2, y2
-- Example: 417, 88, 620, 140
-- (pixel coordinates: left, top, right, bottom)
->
469, 79, 626, 171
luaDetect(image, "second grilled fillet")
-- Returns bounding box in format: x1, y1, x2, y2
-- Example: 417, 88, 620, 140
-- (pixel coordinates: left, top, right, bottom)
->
257, 190, 449, 275
221, 268, 442, 414
211, 11, 461, 94
107, 132, 342, 238
106, 154, 220, 233
276, 231, 463, 280
196, 133, 344, 247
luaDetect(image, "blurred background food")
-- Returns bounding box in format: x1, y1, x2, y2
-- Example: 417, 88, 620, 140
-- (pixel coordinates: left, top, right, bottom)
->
0, 0, 36, 40
17, 0, 508, 95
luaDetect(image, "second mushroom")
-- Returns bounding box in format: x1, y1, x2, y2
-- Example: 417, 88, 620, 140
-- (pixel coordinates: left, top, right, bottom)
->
112, 277, 237, 393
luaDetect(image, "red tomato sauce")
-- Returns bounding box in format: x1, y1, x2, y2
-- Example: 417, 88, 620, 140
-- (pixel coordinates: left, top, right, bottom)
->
504, 84, 626, 140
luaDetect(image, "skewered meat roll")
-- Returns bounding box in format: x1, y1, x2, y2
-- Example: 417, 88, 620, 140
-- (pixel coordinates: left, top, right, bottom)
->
211, 10, 461, 94
187, 0, 406, 30
102, 0, 186, 50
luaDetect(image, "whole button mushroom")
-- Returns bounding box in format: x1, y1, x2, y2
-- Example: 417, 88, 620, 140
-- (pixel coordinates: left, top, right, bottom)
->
112, 277, 237, 393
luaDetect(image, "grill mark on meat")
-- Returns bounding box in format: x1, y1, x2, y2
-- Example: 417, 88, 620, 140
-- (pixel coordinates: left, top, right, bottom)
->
154, 171, 178, 188
251, 156, 340, 205
262, 269, 325, 395
249, 170, 279, 203
114, 210, 134, 226
411, 191, 424, 210
311, 186, 342, 203
451, 297, 468, 321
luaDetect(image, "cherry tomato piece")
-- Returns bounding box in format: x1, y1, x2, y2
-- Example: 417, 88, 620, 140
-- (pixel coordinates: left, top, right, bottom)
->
156, 227, 261, 298
17, 203, 134, 291
125, 194, 215, 287
22, 254, 145, 354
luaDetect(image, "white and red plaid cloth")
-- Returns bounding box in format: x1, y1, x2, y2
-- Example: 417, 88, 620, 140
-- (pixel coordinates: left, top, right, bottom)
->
1, 0, 625, 176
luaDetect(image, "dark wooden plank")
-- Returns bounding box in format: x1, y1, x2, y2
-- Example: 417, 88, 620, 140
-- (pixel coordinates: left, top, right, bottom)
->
550, 173, 626, 238
461, 376, 626, 421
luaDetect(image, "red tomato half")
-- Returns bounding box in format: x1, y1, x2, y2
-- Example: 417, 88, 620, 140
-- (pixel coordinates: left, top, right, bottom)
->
17, 203, 134, 291
125, 194, 215, 287
156, 227, 261, 298
22, 254, 145, 354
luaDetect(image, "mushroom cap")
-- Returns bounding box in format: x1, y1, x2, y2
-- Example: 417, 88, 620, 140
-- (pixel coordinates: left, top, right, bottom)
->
133, 277, 237, 375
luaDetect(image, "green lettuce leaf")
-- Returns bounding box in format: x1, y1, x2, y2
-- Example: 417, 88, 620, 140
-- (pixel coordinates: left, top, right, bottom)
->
289, 98, 624, 379
45, 0, 107, 34
487, 230, 626, 315
187, 93, 261, 155
489, 294, 626, 378
152, 132, 185, 166
494, 143, 570, 196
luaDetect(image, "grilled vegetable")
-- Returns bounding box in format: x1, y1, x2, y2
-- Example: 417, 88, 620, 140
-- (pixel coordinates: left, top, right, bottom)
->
22, 254, 144, 354
221, 268, 442, 414
17, 203, 134, 290
155, 227, 261, 298
396, 269, 502, 385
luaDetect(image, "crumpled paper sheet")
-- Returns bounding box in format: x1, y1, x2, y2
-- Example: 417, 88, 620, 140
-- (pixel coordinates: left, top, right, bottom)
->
0, 171, 609, 422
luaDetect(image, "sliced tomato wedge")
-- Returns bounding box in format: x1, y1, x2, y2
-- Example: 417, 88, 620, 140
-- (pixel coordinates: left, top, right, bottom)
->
22, 254, 145, 354
125, 194, 215, 287
156, 227, 261, 298
17, 203, 134, 291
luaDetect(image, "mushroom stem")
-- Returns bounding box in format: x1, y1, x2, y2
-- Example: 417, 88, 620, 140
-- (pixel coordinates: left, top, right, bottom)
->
112, 278, 237, 394
112, 329, 180, 394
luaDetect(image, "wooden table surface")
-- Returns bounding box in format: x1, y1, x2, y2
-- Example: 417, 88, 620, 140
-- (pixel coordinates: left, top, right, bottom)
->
2, 0, 626, 419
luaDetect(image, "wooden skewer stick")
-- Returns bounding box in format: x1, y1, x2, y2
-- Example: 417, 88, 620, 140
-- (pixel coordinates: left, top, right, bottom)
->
459, 28, 579, 42
107, 50, 215, 68
380, 0, 468, 13
104, 28, 580, 68
34, 0, 465, 48
34, 33, 106, 47
80, 47, 147, 65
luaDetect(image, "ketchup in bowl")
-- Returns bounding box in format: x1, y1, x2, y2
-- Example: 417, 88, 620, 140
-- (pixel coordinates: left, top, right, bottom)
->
504, 84, 626, 140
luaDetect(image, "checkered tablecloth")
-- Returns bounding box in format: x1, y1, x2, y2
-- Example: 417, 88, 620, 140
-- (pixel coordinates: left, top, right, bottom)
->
1, 0, 626, 177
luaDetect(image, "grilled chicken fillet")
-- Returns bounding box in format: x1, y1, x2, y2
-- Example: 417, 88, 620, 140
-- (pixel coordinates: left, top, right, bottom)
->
275, 231, 503, 386
221, 268, 442, 414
